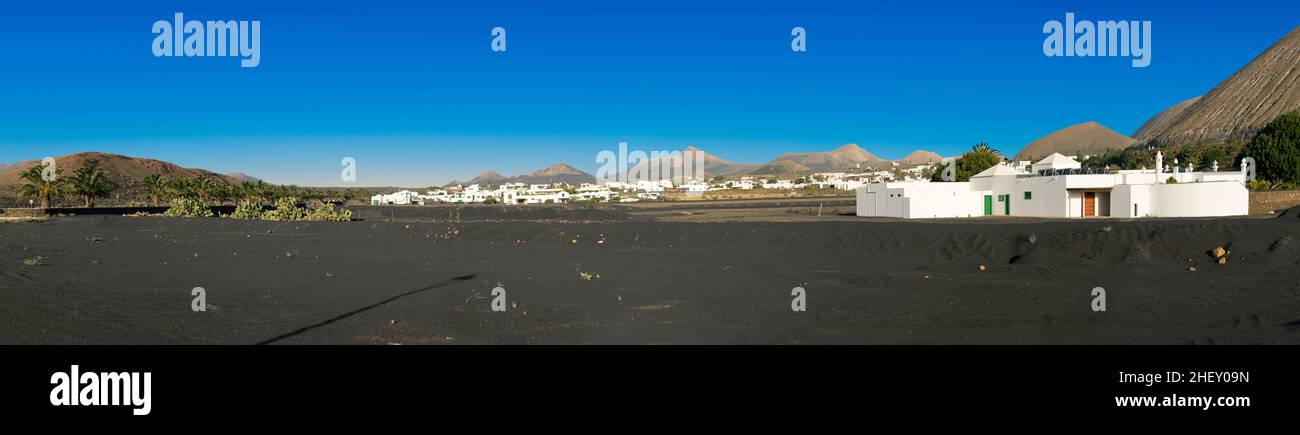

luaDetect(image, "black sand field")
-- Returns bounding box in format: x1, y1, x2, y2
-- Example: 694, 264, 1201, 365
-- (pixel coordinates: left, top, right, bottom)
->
2, 203, 1298, 344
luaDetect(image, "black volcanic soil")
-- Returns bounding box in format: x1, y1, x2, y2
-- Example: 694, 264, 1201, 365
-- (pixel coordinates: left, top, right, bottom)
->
1, 205, 1298, 344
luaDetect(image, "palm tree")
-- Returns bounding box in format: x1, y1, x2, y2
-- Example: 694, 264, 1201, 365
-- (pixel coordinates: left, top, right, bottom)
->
252, 180, 271, 203
972, 142, 1001, 156
232, 182, 253, 203
17, 163, 65, 208
193, 176, 220, 204
167, 177, 196, 202
67, 164, 115, 207
212, 183, 232, 205
142, 174, 169, 207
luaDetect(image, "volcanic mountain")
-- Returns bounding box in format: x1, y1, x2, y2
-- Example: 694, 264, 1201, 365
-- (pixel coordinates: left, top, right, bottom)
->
1013, 122, 1137, 161
768, 144, 889, 172
0, 152, 248, 188
1132, 96, 1202, 141
894, 150, 944, 165
621, 146, 758, 179
1141, 26, 1300, 146
745, 160, 813, 176
446, 163, 596, 187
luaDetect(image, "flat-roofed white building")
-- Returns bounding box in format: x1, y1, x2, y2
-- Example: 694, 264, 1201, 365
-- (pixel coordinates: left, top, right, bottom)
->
371, 190, 422, 205
857, 152, 1249, 219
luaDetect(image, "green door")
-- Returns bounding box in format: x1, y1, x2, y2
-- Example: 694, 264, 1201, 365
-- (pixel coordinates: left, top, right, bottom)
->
1004, 195, 1010, 215
983, 195, 993, 215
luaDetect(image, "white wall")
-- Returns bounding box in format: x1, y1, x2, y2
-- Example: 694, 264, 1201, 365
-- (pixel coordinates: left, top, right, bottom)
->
1009, 176, 1071, 218
1111, 182, 1245, 217
1148, 182, 1248, 217
857, 182, 983, 218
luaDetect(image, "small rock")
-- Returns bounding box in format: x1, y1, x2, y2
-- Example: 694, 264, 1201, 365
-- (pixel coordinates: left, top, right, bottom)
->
1188, 266, 1197, 272
978, 264, 986, 271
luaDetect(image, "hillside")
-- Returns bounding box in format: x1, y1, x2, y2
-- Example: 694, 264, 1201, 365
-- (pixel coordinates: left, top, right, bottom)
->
1013, 122, 1137, 161
895, 150, 944, 165
446, 164, 595, 187
0, 152, 247, 188
745, 160, 813, 176
1143, 26, 1300, 146
621, 146, 758, 180
1132, 96, 1202, 141
768, 144, 889, 172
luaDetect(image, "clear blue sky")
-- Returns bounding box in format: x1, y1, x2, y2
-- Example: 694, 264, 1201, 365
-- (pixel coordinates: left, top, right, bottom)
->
1, 0, 1296, 186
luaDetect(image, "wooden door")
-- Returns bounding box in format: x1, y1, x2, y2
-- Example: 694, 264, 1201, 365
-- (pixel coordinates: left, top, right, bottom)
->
1083, 192, 1096, 217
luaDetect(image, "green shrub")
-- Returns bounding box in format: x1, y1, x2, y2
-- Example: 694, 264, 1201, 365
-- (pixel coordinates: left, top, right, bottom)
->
305, 203, 352, 222
1244, 110, 1300, 184
230, 198, 264, 220
1246, 179, 1299, 191
164, 197, 214, 217
931, 143, 1002, 182
263, 196, 308, 221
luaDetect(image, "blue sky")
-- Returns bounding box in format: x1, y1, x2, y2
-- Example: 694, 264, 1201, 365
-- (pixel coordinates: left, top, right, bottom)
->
0, 0, 1296, 186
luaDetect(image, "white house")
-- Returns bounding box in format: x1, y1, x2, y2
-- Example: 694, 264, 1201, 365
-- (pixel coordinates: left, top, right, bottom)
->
371, 190, 422, 205
503, 187, 571, 204
857, 152, 1249, 219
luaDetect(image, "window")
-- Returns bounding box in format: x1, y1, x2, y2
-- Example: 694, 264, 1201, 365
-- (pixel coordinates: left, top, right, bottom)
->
1024, 191, 1032, 200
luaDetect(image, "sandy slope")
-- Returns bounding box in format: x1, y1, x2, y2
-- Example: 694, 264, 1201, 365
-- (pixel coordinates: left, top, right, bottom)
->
0, 207, 1297, 344
1144, 27, 1300, 146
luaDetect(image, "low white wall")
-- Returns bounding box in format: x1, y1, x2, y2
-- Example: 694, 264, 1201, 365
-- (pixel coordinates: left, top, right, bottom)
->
857, 182, 981, 218
1148, 182, 1248, 217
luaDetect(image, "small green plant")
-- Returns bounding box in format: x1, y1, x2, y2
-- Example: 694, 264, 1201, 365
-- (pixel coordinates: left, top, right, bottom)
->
230, 198, 265, 220
1246, 179, 1299, 191
163, 197, 214, 217
21, 256, 44, 266
305, 203, 352, 222
263, 196, 308, 221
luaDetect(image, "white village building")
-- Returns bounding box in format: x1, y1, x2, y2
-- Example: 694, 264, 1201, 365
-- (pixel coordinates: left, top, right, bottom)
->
502, 187, 571, 204
857, 152, 1249, 219
371, 190, 422, 205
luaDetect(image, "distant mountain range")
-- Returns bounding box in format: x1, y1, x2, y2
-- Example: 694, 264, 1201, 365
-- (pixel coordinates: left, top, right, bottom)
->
445, 163, 596, 186
445, 144, 946, 186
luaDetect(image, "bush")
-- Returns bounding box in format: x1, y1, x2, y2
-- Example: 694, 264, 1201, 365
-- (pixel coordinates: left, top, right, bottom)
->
163, 197, 214, 217
230, 199, 264, 220
1246, 179, 1299, 191
1244, 110, 1300, 184
263, 197, 308, 221
305, 203, 352, 222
